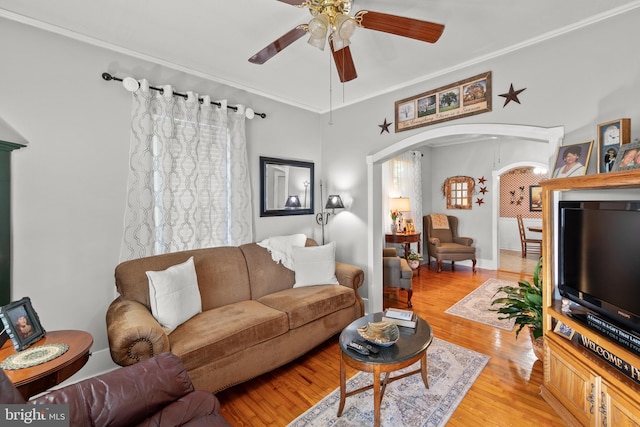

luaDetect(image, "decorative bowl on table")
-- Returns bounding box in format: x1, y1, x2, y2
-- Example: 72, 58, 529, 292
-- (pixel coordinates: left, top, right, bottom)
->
357, 321, 400, 347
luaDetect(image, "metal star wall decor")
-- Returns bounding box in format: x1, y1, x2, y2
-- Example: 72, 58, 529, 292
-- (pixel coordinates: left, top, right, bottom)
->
477, 176, 487, 185
476, 198, 484, 206
499, 84, 526, 107
379, 118, 392, 134
479, 187, 488, 194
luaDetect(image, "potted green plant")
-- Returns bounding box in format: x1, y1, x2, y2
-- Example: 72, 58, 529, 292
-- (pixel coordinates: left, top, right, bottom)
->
490, 257, 543, 359
407, 251, 423, 270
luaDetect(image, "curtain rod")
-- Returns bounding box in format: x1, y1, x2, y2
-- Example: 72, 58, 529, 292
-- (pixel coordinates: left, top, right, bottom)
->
101, 72, 266, 119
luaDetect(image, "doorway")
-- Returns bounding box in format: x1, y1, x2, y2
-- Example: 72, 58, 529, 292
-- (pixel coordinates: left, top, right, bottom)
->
367, 124, 564, 314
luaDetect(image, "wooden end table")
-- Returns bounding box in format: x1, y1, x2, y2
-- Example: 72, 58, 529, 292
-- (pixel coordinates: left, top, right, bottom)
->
385, 232, 421, 258
0, 329, 93, 399
338, 313, 433, 427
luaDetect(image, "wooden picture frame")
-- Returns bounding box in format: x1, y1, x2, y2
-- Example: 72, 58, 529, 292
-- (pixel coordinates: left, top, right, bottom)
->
597, 118, 630, 173
529, 185, 542, 212
405, 218, 415, 233
395, 72, 492, 132
0, 297, 46, 351
554, 321, 575, 340
551, 141, 593, 178
611, 141, 640, 171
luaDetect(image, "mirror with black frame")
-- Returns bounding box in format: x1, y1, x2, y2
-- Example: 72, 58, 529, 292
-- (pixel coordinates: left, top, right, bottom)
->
260, 156, 314, 217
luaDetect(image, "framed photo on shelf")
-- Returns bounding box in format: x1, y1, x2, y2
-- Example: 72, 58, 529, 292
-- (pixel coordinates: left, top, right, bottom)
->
529, 185, 542, 212
597, 118, 630, 173
611, 141, 640, 171
553, 321, 575, 340
0, 297, 46, 351
551, 141, 593, 178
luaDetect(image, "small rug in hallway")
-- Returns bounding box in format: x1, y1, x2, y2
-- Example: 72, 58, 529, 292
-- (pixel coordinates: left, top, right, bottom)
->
287, 338, 489, 427
445, 278, 517, 330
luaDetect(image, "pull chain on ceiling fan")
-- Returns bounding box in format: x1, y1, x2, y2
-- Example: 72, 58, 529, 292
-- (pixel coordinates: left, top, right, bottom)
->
249, 0, 445, 83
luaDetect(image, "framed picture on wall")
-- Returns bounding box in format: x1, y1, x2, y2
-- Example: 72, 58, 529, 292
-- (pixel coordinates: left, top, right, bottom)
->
529, 185, 542, 212
551, 141, 593, 178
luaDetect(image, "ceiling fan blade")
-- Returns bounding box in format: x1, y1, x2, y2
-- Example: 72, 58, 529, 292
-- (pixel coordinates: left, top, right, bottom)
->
276, 0, 306, 5
330, 39, 357, 83
356, 11, 444, 43
249, 26, 307, 64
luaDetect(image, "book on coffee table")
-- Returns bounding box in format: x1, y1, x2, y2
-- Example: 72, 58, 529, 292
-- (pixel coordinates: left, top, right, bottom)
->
383, 308, 417, 328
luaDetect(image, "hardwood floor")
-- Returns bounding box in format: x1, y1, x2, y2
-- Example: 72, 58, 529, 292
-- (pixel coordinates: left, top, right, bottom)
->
217, 262, 565, 426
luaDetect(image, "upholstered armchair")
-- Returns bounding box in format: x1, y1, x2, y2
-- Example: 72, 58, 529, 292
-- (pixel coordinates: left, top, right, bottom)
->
382, 247, 413, 307
0, 352, 231, 427
424, 214, 477, 273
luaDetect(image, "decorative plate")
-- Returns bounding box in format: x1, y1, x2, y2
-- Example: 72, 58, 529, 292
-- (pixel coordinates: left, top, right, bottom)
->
357, 321, 399, 347
0, 343, 69, 370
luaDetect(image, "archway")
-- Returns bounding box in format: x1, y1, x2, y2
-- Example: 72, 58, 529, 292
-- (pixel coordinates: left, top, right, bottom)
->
366, 123, 564, 314
491, 161, 548, 271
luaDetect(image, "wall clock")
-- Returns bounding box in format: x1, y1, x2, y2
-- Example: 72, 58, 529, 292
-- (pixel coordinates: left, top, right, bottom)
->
597, 118, 630, 173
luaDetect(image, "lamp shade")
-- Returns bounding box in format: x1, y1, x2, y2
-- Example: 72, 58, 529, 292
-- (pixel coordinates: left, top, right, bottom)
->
285, 195, 301, 209
389, 197, 410, 212
325, 195, 344, 209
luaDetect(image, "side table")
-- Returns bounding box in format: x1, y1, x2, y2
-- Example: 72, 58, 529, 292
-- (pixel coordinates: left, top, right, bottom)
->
385, 232, 421, 259
0, 329, 93, 399
338, 313, 433, 427
385, 232, 422, 276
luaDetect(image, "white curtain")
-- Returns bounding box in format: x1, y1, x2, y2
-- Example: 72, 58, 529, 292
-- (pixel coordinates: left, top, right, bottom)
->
382, 151, 423, 235
120, 80, 252, 261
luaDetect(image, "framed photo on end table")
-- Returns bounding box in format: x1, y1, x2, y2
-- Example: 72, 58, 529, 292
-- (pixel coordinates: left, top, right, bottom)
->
0, 297, 46, 351
597, 118, 630, 173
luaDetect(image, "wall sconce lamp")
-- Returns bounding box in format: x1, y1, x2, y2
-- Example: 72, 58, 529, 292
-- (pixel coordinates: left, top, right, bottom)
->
284, 195, 301, 209
315, 181, 345, 244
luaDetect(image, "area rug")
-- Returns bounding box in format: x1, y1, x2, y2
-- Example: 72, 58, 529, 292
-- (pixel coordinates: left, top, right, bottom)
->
445, 278, 516, 331
287, 338, 489, 427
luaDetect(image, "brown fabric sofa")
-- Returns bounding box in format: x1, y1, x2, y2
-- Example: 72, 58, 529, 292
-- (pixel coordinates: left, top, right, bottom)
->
1, 352, 231, 427
106, 239, 364, 393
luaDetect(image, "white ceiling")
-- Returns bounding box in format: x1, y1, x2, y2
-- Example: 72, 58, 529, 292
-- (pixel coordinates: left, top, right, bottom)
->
2, 0, 639, 113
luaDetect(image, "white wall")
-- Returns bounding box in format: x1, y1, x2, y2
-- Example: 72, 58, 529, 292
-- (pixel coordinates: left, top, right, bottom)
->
0, 17, 321, 379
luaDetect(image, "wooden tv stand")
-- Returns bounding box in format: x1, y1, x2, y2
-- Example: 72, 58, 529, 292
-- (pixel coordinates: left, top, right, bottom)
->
540, 171, 640, 426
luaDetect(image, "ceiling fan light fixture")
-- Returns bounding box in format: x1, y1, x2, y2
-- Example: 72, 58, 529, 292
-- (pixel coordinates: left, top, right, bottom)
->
330, 32, 350, 51
334, 14, 357, 40
307, 34, 327, 51
307, 13, 329, 50
308, 14, 329, 39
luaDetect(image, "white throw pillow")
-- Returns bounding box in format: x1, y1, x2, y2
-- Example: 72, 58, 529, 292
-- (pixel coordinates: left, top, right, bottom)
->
293, 242, 339, 287
146, 256, 202, 333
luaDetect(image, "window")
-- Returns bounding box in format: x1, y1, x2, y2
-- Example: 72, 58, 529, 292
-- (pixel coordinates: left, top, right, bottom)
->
444, 176, 474, 209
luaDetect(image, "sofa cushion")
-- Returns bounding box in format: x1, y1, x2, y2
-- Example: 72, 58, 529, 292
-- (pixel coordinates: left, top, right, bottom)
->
169, 300, 289, 370
146, 257, 202, 333
293, 242, 339, 287
258, 285, 355, 329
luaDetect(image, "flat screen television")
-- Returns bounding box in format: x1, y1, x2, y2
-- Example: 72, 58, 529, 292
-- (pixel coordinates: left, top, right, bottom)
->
558, 200, 640, 335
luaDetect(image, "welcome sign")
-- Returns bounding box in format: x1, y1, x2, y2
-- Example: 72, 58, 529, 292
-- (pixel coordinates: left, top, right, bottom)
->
577, 333, 640, 386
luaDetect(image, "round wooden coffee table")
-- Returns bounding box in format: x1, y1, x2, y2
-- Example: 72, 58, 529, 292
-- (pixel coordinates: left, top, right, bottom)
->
0, 329, 93, 398
338, 312, 433, 427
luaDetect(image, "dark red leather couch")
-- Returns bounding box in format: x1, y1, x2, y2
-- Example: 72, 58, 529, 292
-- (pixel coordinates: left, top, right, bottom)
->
0, 352, 231, 427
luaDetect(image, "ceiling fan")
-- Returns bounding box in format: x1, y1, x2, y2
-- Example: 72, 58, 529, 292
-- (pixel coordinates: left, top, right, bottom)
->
248, 0, 445, 83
